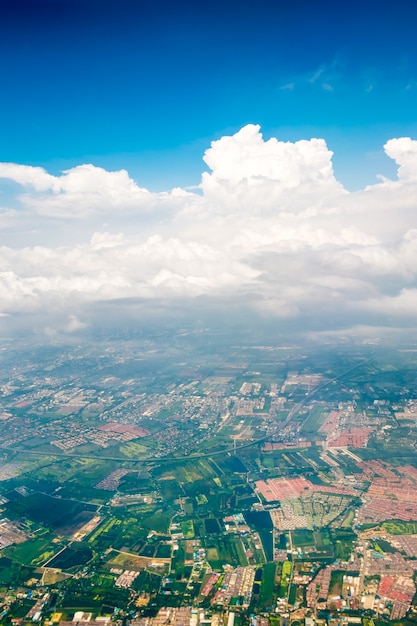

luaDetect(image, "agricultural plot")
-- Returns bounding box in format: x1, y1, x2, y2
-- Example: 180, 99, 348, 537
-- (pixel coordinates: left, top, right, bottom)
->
277, 560, 292, 597
157, 479, 183, 501
118, 441, 151, 458
341, 508, 355, 528
328, 570, 345, 598
326, 451, 360, 475
332, 529, 356, 560
216, 456, 248, 474
298, 447, 329, 470
45, 545, 93, 569
117, 473, 155, 494
87, 512, 156, 553
0, 557, 15, 585
257, 562, 277, 611
4, 535, 56, 566
301, 406, 328, 434
290, 528, 334, 560
180, 520, 195, 539
56, 579, 130, 615
4, 490, 97, 534
204, 535, 248, 570
141, 511, 172, 533
259, 450, 310, 476
106, 549, 170, 573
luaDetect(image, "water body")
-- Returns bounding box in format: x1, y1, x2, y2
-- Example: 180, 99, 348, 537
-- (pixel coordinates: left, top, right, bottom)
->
259, 529, 274, 561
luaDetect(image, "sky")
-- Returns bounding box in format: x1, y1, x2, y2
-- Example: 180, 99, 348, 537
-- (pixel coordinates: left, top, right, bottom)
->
1, 0, 417, 339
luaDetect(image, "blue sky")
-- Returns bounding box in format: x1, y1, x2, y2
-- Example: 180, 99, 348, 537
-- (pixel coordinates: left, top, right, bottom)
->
1, 0, 417, 191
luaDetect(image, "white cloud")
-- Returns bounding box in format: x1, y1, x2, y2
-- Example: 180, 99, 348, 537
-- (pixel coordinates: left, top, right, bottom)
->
383, 137, 417, 181
0, 232, 259, 314
0, 162, 199, 220
1, 124, 417, 334
200, 124, 345, 216
0, 163, 60, 192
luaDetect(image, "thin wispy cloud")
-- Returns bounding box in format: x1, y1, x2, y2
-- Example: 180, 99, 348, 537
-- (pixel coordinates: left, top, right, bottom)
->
279, 55, 345, 93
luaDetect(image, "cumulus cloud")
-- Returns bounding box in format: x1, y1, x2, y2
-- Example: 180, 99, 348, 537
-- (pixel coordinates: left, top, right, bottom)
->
0, 162, 198, 220
0, 163, 60, 192
201, 124, 344, 215
1, 125, 417, 335
383, 137, 417, 181
0, 233, 259, 314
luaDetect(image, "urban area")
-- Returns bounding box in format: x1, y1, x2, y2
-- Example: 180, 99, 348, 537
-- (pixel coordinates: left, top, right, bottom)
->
1, 329, 417, 626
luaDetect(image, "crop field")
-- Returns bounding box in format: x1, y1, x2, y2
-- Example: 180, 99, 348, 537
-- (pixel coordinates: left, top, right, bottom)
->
117, 473, 155, 494
298, 447, 329, 469
216, 456, 248, 474
341, 508, 355, 527
329, 570, 344, 597
45, 545, 93, 569
204, 535, 248, 570
277, 560, 292, 597
288, 528, 334, 560
107, 549, 170, 573
301, 406, 327, 434
333, 529, 356, 560
157, 479, 182, 501
258, 562, 277, 611
4, 536, 55, 566
291, 529, 316, 548
141, 511, 171, 533
0, 556, 17, 584
118, 441, 151, 458
180, 520, 195, 538
4, 490, 97, 534
86, 512, 155, 552
182, 479, 216, 499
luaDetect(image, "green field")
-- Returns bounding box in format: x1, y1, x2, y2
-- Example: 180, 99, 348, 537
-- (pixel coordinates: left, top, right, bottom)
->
204, 535, 248, 570
4, 536, 56, 566
381, 520, 417, 534
258, 563, 276, 611
180, 519, 195, 538
277, 560, 292, 598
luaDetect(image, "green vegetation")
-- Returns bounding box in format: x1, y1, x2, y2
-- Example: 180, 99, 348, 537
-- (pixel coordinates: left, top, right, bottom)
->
258, 563, 276, 611
333, 529, 356, 561
142, 511, 172, 533
4, 536, 55, 566
204, 535, 248, 570
341, 508, 355, 527
329, 570, 345, 597
278, 560, 292, 597
382, 520, 417, 534
180, 519, 195, 538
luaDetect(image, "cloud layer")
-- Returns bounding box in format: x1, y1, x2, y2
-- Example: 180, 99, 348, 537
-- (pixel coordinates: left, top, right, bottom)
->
1, 124, 417, 335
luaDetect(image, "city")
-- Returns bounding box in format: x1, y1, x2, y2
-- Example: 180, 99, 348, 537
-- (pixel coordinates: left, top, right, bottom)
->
1, 330, 417, 625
